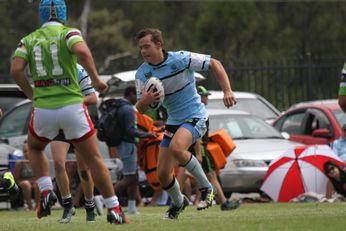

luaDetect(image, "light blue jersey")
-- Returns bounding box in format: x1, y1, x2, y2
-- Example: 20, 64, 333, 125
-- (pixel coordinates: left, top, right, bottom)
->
77, 64, 95, 96
136, 51, 210, 125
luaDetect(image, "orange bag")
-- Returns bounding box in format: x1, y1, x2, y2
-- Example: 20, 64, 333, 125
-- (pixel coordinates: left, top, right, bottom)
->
135, 112, 164, 169
136, 111, 155, 132
143, 139, 162, 190
208, 128, 236, 157
141, 135, 174, 191
206, 141, 227, 170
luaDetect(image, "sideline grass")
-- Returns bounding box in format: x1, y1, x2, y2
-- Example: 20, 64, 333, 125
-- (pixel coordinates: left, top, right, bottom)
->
0, 202, 345, 231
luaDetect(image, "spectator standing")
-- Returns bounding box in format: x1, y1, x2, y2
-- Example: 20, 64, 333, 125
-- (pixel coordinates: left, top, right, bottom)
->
10, 0, 126, 224
195, 86, 240, 210
110, 86, 156, 215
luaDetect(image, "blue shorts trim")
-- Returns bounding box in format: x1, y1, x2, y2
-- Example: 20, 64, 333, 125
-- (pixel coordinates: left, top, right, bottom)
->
160, 118, 207, 148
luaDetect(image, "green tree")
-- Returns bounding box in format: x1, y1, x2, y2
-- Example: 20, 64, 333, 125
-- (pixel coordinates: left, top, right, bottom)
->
0, 0, 37, 80
76, 8, 135, 71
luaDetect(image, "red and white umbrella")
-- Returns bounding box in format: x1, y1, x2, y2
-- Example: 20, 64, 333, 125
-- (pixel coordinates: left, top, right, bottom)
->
260, 145, 344, 202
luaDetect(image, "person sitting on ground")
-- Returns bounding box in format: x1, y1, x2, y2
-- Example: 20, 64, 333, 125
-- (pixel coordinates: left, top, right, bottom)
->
13, 141, 40, 210
323, 161, 346, 199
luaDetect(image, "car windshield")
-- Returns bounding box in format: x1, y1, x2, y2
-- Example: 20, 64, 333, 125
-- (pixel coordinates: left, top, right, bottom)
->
0, 97, 25, 113
207, 98, 278, 120
331, 108, 346, 128
0, 102, 31, 138
209, 114, 283, 140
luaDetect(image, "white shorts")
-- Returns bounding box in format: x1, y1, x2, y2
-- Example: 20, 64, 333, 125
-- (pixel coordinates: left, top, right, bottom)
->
29, 103, 95, 142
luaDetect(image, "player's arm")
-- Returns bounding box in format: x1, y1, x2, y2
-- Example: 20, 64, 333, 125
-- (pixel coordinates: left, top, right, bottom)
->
135, 87, 161, 114
78, 66, 97, 106
338, 69, 346, 112
325, 180, 334, 199
209, 58, 236, 108
10, 57, 33, 100
135, 77, 161, 114
339, 96, 346, 112
83, 92, 97, 105
71, 42, 107, 93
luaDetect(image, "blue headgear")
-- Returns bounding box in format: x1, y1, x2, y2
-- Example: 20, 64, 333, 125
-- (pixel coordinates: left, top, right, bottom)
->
39, 0, 67, 25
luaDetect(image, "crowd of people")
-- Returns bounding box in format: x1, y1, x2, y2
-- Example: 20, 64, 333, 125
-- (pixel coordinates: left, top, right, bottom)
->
2, 0, 346, 226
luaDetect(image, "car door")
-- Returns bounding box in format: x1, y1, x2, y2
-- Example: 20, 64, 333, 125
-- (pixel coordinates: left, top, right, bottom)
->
0, 101, 31, 149
274, 108, 332, 145
299, 108, 334, 144
274, 109, 308, 143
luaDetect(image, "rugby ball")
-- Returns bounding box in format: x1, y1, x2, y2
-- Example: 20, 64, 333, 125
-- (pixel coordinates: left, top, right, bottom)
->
143, 77, 164, 110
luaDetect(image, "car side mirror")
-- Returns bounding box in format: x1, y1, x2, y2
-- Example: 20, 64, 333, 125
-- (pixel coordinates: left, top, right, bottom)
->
312, 128, 331, 138
281, 132, 290, 139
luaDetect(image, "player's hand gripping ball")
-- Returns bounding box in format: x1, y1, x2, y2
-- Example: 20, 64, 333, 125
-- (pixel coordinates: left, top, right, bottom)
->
143, 77, 165, 110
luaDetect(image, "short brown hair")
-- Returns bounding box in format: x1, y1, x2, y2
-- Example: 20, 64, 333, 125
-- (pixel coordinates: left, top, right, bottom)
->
135, 28, 164, 45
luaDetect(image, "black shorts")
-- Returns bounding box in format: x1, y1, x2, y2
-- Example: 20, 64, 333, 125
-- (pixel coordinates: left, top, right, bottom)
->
53, 130, 74, 153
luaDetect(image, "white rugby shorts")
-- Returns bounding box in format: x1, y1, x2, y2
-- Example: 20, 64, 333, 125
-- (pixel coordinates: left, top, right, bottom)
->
29, 103, 95, 142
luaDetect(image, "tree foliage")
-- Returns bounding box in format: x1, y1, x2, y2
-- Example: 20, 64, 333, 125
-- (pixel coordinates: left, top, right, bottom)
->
1, 0, 346, 77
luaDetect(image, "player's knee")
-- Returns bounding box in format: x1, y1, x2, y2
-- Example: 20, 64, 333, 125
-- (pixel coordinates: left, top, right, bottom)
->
169, 143, 184, 158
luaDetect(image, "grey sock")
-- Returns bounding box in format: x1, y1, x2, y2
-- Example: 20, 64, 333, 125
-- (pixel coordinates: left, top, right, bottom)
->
165, 178, 184, 207
184, 155, 211, 189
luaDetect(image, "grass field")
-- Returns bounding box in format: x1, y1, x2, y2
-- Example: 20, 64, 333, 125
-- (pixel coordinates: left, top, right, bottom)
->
0, 202, 345, 231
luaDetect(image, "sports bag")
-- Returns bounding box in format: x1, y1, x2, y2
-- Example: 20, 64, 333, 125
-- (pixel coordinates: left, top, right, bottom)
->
97, 99, 125, 146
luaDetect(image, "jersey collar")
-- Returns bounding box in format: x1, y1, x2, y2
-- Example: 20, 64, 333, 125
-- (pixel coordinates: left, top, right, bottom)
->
41, 21, 63, 28
148, 50, 168, 67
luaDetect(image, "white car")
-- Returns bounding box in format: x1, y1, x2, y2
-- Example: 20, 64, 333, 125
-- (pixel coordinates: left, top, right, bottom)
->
207, 109, 302, 194
207, 91, 281, 124
101, 70, 205, 99
0, 99, 118, 180
102, 71, 280, 124
0, 84, 27, 114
